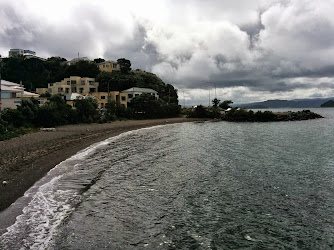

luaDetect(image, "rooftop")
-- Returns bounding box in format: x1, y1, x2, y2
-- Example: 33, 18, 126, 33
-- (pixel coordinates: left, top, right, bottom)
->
122, 87, 158, 94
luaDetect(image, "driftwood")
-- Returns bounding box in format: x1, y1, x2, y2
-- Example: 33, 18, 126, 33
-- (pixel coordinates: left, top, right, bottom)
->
40, 128, 56, 132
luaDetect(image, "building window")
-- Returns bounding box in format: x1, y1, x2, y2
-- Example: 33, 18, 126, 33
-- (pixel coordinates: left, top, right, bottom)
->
90, 88, 96, 93
79, 88, 84, 93
81, 81, 85, 85
89, 81, 95, 85
101, 96, 106, 99
103, 65, 105, 68
72, 87, 77, 92
65, 88, 69, 93
121, 96, 126, 101
50, 83, 53, 86
71, 80, 76, 85
67, 81, 70, 85
135, 94, 139, 97
1, 92, 11, 99
106, 65, 109, 68
128, 94, 133, 98
112, 64, 117, 68
58, 88, 63, 92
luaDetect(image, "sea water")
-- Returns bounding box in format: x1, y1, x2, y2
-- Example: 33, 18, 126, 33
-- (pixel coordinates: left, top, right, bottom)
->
1, 108, 334, 249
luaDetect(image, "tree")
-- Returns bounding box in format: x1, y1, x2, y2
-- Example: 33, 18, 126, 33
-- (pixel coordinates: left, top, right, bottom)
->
188, 105, 209, 118
93, 58, 105, 64
36, 95, 76, 127
17, 98, 40, 126
219, 100, 233, 109
117, 58, 131, 74
212, 98, 221, 107
64, 60, 100, 78
131, 93, 161, 118
73, 97, 99, 123
96, 71, 117, 92
47, 57, 67, 62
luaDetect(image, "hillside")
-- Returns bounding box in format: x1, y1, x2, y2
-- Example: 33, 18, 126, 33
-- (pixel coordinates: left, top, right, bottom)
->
237, 97, 334, 109
321, 100, 334, 107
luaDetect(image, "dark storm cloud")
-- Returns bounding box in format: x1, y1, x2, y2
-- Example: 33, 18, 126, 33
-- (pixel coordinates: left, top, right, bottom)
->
1, 0, 334, 103
0, 4, 40, 54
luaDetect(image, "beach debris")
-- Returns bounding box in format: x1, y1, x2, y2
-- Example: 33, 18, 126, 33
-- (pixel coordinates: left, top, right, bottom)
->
40, 128, 56, 132
2, 180, 8, 186
244, 235, 256, 241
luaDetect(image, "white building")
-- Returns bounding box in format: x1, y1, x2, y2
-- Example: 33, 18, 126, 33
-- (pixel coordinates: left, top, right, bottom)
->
0, 80, 42, 109
122, 87, 159, 102
9, 49, 36, 57
8, 49, 45, 61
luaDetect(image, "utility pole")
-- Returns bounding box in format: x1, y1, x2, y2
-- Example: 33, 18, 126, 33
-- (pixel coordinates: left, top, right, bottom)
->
168, 87, 171, 104
107, 78, 113, 102
0, 55, 2, 112
213, 82, 217, 99
207, 81, 216, 99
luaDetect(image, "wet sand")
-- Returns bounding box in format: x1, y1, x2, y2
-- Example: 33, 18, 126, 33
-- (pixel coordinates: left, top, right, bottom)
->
0, 117, 202, 212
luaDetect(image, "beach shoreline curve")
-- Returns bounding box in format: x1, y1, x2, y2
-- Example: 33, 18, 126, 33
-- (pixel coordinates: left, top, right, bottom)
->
0, 117, 203, 213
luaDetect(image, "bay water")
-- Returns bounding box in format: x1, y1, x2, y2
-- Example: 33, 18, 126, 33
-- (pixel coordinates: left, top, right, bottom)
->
1, 108, 334, 249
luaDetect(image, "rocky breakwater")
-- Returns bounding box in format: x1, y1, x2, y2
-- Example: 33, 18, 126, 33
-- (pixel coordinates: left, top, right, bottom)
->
221, 109, 324, 122
275, 110, 323, 121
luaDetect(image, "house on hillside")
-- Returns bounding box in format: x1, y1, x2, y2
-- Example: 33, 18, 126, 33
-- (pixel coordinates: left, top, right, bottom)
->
0, 80, 44, 109
122, 87, 159, 103
65, 93, 86, 107
91, 92, 127, 109
97, 61, 120, 72
67, 57, 90, 65
8, 49, 45, 61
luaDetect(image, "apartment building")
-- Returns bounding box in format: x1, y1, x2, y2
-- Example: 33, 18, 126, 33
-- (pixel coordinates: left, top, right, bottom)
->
36, 76, 99, 96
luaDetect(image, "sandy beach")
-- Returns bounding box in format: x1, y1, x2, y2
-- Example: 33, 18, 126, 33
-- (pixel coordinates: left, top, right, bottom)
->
0, 117, 202, 212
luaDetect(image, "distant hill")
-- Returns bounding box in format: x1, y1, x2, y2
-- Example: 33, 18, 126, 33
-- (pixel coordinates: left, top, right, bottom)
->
321, 100, 334, 107
237, 97, 334, 109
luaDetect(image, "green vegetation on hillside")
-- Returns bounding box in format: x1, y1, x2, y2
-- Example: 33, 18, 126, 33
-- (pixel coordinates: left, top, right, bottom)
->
0, 56, 178, 105
0, 56, 181, 141
0, 56, 99, 90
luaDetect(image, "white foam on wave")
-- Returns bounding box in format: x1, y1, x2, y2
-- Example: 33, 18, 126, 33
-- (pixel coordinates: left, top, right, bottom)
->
0, 124, 172, 249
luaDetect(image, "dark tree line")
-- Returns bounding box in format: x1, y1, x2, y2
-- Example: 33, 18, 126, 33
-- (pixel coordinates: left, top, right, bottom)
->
0, 56, 100, 91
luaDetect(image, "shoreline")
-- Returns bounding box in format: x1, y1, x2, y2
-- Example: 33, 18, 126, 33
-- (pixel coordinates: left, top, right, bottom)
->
0, 117, 203, 213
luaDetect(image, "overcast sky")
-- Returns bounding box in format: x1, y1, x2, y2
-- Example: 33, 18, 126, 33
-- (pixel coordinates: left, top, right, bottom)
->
1, 0, 334, 105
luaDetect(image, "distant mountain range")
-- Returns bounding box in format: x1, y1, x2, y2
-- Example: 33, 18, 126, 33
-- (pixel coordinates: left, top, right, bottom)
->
236, 97, 334, 109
